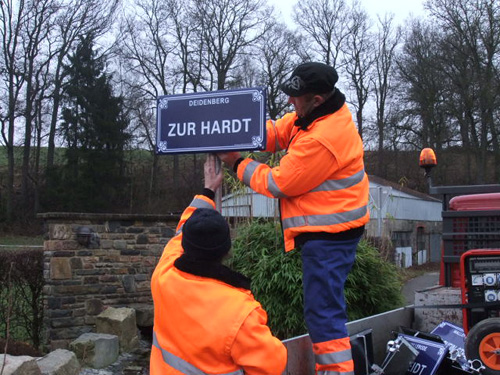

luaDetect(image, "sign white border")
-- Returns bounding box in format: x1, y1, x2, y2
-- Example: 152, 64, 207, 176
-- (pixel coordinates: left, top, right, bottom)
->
156, 87, 266, 154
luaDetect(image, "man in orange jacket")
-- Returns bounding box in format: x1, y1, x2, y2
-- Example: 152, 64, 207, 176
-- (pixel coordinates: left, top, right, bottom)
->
150, 156, 287, 375
218, 62, 369, 375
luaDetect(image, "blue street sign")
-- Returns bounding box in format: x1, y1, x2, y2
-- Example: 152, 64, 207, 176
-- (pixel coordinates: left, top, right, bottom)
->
431, 321, 465, 352
398, 334, 448, 375
431, 321, 469, 370
156, 87, 267, 154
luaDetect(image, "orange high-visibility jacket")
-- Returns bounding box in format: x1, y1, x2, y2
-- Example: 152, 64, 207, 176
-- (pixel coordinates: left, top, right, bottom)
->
236, 104, 370, 252
150, 195, 287, 375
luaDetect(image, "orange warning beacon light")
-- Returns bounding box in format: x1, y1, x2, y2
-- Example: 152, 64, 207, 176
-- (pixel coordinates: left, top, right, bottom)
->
419, 148, 437, 177
419, 148, 437, 168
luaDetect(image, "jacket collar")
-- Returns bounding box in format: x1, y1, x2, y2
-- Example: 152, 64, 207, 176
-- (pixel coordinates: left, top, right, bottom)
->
294, 88, 346, 130
174, 254, 251, 291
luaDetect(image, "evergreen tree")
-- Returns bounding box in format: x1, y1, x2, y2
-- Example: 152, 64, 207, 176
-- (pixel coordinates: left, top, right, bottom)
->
47, 33, 131, 212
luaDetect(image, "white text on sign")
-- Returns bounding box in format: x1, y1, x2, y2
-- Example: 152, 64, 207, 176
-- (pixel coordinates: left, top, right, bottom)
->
168, 119, 252, 136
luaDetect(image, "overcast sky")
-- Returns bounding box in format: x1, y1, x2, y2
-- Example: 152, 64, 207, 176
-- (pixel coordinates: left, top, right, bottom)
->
270, 0, 426, 25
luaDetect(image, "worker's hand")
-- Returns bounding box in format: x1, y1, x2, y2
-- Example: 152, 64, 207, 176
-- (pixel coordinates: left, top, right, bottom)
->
217, 152, 241, 169
204, 154, 223, 192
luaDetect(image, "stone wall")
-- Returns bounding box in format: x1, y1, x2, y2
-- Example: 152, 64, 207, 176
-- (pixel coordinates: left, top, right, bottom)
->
38, 212, 179, 351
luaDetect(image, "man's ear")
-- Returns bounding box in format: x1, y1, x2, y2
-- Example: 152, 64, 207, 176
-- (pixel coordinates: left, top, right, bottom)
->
312, 94, 326, 108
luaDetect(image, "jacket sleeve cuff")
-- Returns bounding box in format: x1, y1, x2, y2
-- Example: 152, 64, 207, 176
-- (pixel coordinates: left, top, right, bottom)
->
202, 188, 215, 200
233, 158, 244, 173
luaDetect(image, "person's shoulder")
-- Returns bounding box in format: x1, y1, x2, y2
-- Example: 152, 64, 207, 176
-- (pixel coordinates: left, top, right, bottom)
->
276, 112, 297, 125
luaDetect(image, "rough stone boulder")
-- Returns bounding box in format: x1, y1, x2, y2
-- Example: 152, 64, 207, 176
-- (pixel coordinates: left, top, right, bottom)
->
129, 303, 154, 327
0, 354, 41, 375
36, 349, 80, 375
96, 307, 139, 353
69, 333, 119, 369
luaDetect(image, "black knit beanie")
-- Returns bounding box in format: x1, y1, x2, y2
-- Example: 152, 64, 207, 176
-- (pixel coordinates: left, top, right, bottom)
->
181, 208, 231, 261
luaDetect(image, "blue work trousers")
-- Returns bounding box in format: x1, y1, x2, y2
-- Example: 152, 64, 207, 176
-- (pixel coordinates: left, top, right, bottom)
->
301, 237, 360, 343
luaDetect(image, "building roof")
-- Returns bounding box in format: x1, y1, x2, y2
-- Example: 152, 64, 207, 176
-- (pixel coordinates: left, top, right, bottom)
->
368, 175, 441, 203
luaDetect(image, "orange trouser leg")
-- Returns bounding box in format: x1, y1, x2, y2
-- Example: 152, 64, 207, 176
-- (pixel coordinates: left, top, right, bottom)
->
313, 337, 355, 375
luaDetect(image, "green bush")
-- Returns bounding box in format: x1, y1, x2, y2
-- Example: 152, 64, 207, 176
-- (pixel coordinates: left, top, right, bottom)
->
228, 219, 404, 340
345, 239, 405, 320
0, 249, 45, 350
228, 219, 305, 340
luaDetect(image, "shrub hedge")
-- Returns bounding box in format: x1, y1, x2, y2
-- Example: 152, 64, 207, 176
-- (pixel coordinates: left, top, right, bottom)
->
228, 219, 404, 340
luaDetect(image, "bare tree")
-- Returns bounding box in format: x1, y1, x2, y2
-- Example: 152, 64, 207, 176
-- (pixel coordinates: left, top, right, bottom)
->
293, 0, 350, 67
250, 22, 303, 120
396, 19, 454, 152
19, 0, 58, 218
426, 0, 500, 183
342, 0, 374, 139
372, 14, 402, 177
1, 0, 29, 221
167, 0, 205, 94
119, 0, 176, 99
191, 0, 270, 90
118, 0, 186, 207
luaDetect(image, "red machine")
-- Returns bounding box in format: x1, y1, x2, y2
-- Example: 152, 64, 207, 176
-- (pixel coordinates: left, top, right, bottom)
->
419, 148, 500, 288
420, 149, 500, 374
444, 193, 500, 288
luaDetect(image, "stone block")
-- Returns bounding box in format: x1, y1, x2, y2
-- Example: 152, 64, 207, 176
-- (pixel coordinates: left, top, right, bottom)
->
69, 333, 119, 369
83, 276, 99, 284
0, 354, 42, 375
69, 258, 82, 270
122, 275, 136, 293
85, 299, 104, 316
48, 341, 70, 351
62, 241, 79, 250
121, 249, 140, 256
100, 275, 119, 283
45, 241, 65, 251
147, 237, 160, 244
100, 240, 113, 249
100, 285, 118, 294
47, 297, 62, 310
161, 227, 175, 238
130, 304, 154, 327
136, 234, 149, 244
51, 224, 73, 240
36, 349, 80, 375
53, 284, 100, 295
52, 317, 84, 328
96, 307, 139, 353
126, 227, 144, 234
50, 258, 72, 280
114, 240, 127, 250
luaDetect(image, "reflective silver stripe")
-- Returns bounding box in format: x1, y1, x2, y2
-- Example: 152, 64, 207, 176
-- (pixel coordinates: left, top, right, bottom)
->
175, 199, 214, 236
190, 198, 214, 209
311, 169, 365, 193
315, 349, 353, 365
153, 332, 244, 375
268, 173, 288, 198
317, 371, 355, 375
242, 160, 288, 198
282, 205, 368, 230
242, 160, 261, 186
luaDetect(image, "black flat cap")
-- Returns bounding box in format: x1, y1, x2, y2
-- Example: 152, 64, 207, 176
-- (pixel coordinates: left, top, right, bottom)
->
280, 62, 338, 97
